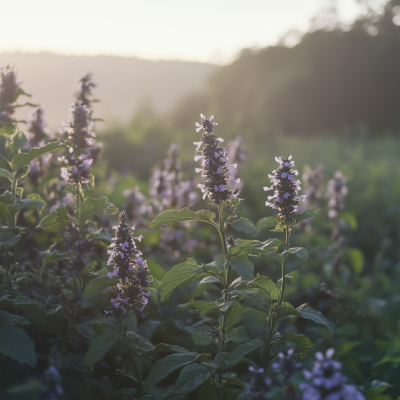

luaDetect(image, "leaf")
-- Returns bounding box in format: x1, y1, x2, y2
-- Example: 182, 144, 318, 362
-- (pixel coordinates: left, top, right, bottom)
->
0, 325, 36, 366
0, 122, 17, 135
147, 260, 166, 280
344, 248, 364, 275
257, 216, 280, 232
11, 140, 64, 170
124, 331, 154, 351
61, 353, 88, 372
0, 311, 29, 326
83, 335, 116, 368
121, 310, 137, 331
79, 197, 118, 224
75, 323, 97, 342
7, 131, 27, 153
367, 381, 393, 400
0, 191, 13, 205
13, 193, 46, 212
222, 373, 246, 388
38, 206, 73, 230
0, 233, 21, 250
161, 258, 210, 302
228, 256, 254, 281
143, 352, 200, 392
140, 343, 189, 364
6, 378, 43, 395
229, 217, 257, 236
277, 271, 299, 287
297, 304, 334, 332
230, 339, 264, 366
0, 168, 12, 181
149, 207, 216, 227
88, 229, 112, 244
82, 276, 117, 299
170, 363, 214, 395
213, 353, 231, 370
14, 165, 30, 179
274, 302, 299, 323
292, 209, 320, 226
199, 276, 221, 284
277, 332, 313, 358
281, 247, 308, 261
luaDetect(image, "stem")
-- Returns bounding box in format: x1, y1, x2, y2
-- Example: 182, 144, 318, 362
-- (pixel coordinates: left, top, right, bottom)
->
217, 205, 230, 354
11, 177, 18, 265
279, 227, 290, 306
63, 303, 76, 352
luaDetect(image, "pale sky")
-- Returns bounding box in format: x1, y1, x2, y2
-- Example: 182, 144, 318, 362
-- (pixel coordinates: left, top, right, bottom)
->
1, 0, 363, 64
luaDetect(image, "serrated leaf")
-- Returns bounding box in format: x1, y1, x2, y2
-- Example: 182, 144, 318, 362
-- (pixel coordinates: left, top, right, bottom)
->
140, 343, 188, 364
150, 207, 216, 227
277, 271, 299, 287
75, 323, 97, 342
292, 209, 320, 226
230, 339, 264, 366
61, 353, 88, 372
0, 168, 12, 181
11, 140, 64, 170
257, 216, 280, 232
143, 352, 200, 392
170, 362, 214, 395
13, 193, 46, 212
14, 165, 30, 179
0, 325, 36, 366
274, 302, 299, 323
297, 304, 334, 332
38, 205, 73, 230
79, 197, 117, 224
229, 217, 257, 236
161, 258, 211, 302
0, 233, 21, 249
214, 353, 231, 370
282, 247, 308, 261
0, 310, 29, 326
276, 332, 313, 358
82, 276, 117, 299
228, 256, 254, 281
83, 334, 116, 368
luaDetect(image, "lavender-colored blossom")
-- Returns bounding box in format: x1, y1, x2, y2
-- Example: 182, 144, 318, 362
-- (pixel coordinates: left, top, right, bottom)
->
302, 165, 324, 209
149, 167, 170, 207
194, 114, 240, 203
246, 366, 272, 400
0, 66, 20, 127
326, 171, 348, 219
75, 72, 97, 109
123, 186, 151, 226
272, 348, 302, 380
300, 349, 364, 400
105, 212, 151, 317
264, 155, 305, 220
39, 348, 63, 400
227, 135, 245, 189
24, 107, 50, 149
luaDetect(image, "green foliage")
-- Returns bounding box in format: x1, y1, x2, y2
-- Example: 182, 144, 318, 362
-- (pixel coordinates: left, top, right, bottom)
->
0, 232, 21, 250
79, 196, 118, 225
84, 334, 117, 368
150, 207, 216, 227
38, 205, 73, 230
229, 217, 257, 236
296, 304, 335, 332
228, 256, 254, 280
276, 332, 313, 358
82, 276, 118, 299
10, 140, 64, 170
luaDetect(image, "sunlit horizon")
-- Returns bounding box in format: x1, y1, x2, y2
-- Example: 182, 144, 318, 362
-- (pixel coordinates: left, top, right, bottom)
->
0, 0, 364, 64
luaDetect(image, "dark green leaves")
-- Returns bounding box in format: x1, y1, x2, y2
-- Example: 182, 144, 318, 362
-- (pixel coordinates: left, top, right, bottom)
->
11, 140, 64, 170
281, 247, 308, 261
0, 168, 12, 181
169, 363, 214, 395
297, 304, 334, 332
228, 256, 254, 280
79, 197, 118, 224
13, 193, 46, 212
257, 216, 280, 233
230, 339, 264, 365
367, 381, 393, 400
82, 276, 117, 299
38, 206, 73, 230
276, 332, 313, 358
0, 233, 21, 250
150, 207, 216, 227
293, 209, 320, 225
161, 258, 212, 302
84, 334, 117, 368
257, 209, 320, 232
229, 217, 257, 236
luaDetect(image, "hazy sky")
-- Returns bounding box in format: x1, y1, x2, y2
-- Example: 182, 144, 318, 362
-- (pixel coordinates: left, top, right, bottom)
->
1, 0, 363, 64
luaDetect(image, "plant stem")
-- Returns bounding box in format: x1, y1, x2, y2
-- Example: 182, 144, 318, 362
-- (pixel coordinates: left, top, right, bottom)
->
279, 227, 290, 306
11, 177, 18, 265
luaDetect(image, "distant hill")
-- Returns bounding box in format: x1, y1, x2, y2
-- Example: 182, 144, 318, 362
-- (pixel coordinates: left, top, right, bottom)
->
0, 52, 218, 129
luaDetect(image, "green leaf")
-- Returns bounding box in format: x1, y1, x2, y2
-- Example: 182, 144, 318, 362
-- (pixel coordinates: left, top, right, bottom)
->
222, 373, 245, 388
276, 332, 313, 358
88, 229, 112, 244
282, 247, 308, 261
79, 197, 117, 224
14, 165, 30, 179
297, 304, 334, 332
82, 276, 117, 299
0, 191, 13, 205
0, 168, 12, 181
230, 339, 264, 366
6, 378, 43, 395
344, 248, 364, 275
83, 334, 116, 368
0, 325, 36, 366
0, 311, 29, 326
367, 381, 393, 400
38, 206, 73, 230
75, 323, 97, 342
11, 140, 64, 170
257, 216, 280, 232
161, 258, 210, 302
213, 353, 231, 370
7, 131, 27, 153
229, 217, 257, 236
0, 122, 17, 135
13, 193, 46, 212
140, 343, 189, 364
277, 271, 299, 287
292, 209, 320, 226
170, 363, 214, 395
149, 207, 216, 227
124, 330, 154, 351
121, 310, 137, 331
274, 302, 299, 323
61, 353, 88, 372
228, 256, 254, 281
143, 352, 200, 392
147, 260, 166, 280
0, 233, 21, 250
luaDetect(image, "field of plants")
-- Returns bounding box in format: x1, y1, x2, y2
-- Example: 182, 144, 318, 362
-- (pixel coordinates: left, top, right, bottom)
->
0, 64, 399, 400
